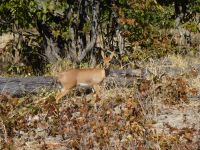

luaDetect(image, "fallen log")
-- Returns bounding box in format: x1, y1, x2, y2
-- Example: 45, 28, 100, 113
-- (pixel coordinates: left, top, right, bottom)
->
0, 69, 143, 97
0, 76, 57, 97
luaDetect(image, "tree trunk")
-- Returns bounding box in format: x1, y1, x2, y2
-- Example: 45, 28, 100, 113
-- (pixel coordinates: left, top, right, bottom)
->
36, 20, 61, 63
174, 0, 189, 27
68, 0, 100, 65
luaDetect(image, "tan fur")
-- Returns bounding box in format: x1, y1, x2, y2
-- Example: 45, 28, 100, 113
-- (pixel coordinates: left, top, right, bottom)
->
55, 52, 114, 103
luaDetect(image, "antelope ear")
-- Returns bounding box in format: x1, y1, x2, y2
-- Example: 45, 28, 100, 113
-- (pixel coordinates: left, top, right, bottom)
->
101, 51, 105, 58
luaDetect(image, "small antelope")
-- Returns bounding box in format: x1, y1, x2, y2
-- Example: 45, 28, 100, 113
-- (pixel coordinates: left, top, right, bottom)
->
55, 51, 114, 103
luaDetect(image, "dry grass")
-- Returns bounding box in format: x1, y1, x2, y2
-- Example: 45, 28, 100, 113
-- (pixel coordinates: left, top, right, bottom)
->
0, 33, 14, 50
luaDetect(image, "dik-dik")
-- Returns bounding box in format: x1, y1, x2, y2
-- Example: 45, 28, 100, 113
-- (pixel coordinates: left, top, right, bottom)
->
55, 52, 114, 103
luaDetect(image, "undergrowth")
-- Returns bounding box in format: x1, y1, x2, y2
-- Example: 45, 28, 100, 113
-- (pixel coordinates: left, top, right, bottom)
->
0, 73, 199, 149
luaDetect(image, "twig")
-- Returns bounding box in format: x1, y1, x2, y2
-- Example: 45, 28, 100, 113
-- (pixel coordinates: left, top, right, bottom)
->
0, 116, 8, 143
